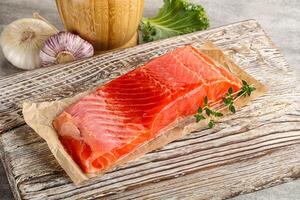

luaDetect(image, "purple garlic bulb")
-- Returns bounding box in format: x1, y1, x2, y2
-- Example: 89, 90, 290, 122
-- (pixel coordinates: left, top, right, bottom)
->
40, 31, 94, 67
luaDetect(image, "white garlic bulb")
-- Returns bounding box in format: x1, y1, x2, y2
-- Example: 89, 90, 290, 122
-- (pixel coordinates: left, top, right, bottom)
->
40, 32, 94, 67
0, 18, 57, 70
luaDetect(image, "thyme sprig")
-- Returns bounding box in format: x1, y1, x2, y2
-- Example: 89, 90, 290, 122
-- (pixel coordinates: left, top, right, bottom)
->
238, 80, 256, 97
194, 80, 256, 128
194, 96, 223, 128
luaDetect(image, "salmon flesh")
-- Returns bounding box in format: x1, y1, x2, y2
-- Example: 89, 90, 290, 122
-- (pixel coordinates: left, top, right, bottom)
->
53, 46, 242, 174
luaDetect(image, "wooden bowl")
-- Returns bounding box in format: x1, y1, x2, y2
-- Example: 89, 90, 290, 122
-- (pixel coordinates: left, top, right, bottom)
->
55, 0, 144, 53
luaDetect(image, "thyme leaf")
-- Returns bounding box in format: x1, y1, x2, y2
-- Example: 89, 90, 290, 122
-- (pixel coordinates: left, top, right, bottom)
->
194, 114, 205, 122
238, 80, 256, 97
223, 87, 235, 113
208, 120, 215, 128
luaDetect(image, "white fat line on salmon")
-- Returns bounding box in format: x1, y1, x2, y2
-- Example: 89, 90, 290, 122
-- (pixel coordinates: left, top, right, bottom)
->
78, 115, 153, 127
171, 49, 241, 93
139, 68, 175, 94
171, 53, 207, 84
189, 47, 242, 89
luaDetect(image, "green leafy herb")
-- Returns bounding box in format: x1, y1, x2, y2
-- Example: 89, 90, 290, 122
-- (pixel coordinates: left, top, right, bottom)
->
194, 81, 256, 128
197, 107, 202, 113
214, 112, 224, 117
205, 107, 212, 116
140, 0, 210, 42
194, 114, 205, 122
204, 96, 208, 105
229, 104, 236, 113
208, 120, 215, 128
194, 96, 224, 128
194, 101, 206, 123
223, 98, 231, 105
238, 80, 256, 97
223, 87, 236, 113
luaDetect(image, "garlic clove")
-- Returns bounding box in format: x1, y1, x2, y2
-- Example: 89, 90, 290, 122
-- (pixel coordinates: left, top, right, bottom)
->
40, 31, 94, 67
0, 18, 57, 70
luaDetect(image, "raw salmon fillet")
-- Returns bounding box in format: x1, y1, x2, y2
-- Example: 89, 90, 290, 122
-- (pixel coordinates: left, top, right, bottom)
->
53, 46, 242, 174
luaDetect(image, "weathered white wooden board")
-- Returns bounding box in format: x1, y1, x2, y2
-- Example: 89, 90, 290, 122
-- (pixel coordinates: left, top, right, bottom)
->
0, 20, 300, 200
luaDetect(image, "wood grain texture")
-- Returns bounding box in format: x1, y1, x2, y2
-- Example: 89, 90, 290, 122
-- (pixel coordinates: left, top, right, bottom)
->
1, 20, 300, 200
55, 0, 144, 51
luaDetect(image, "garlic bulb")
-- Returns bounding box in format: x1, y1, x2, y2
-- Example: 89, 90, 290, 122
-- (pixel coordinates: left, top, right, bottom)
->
0, 18, 57, 70
40, 32, 94, 67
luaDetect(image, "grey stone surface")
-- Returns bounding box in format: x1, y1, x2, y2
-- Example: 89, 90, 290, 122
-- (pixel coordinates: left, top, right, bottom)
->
0, 0, 299, 199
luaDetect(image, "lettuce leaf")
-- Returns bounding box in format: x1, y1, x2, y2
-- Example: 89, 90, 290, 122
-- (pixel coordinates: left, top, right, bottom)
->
141, 0, 210, 42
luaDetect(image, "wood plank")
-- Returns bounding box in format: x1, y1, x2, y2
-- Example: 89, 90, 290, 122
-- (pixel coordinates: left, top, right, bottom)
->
1, 20, 300, 199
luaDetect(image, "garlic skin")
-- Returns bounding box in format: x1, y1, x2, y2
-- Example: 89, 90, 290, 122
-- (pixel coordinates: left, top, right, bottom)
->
40, 32, 94, 67
0, 18, 57, 70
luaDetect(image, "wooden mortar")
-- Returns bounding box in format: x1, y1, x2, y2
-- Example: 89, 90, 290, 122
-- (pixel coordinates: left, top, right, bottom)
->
55, 0, 144, 53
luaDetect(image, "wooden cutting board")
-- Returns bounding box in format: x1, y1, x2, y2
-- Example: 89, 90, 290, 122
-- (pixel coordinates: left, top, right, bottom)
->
0, 20, 300, 200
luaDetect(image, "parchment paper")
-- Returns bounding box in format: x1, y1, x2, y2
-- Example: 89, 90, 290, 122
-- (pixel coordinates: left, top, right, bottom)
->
23, 42, 267, 184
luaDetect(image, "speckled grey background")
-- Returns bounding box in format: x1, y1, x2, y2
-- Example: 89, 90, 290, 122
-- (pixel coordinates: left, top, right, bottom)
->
0, 0, 299, 199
